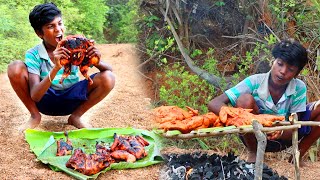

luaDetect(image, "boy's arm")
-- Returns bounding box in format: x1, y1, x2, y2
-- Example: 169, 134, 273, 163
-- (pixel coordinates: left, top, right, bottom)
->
28, 65, 61, 102
94, 60, 113, 72
208, 93, 230, 115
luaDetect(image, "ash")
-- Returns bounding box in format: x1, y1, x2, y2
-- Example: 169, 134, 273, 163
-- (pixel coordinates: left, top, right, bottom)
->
159, 152, 287, 180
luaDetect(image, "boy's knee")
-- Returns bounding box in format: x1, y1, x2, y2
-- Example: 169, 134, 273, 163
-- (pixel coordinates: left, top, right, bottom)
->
100, 71, 115, 90
236, 94, 255, 109
7, 60, 27, 78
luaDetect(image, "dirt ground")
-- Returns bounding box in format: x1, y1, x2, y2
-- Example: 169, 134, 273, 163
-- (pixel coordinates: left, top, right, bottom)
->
0, 44, 319, 179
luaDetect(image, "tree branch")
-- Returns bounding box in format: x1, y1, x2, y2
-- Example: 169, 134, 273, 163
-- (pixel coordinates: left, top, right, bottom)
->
159, 6, 230, 89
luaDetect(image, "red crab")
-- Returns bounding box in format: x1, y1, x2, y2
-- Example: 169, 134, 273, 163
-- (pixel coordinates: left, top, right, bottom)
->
58, 35, 99, 85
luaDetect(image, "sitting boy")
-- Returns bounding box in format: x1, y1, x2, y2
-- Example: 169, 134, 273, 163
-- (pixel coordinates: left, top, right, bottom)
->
208, 39, 320, 165
7, 3, 115, 130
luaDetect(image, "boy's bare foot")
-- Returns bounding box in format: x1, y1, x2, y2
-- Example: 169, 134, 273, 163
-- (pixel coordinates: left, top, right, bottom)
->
18, 113, 41, 133
247, 152, 257, 163
68, 115, 92, 129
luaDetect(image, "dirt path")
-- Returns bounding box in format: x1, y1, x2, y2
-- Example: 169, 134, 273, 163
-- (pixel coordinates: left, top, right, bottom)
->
1, 44, 320, 179
0, 44, 159, 179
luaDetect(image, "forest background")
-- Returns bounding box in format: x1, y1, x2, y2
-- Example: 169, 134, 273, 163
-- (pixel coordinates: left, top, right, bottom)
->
2, 0, 320, 161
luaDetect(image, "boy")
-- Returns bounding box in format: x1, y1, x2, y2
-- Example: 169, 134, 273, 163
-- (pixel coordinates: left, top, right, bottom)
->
208, 39, 320, 165
7, 3, 115, 130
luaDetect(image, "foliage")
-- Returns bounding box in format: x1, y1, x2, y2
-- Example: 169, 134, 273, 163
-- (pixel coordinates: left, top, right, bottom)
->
158, 63, 215, 114
104, 0, 140, 43
70, 0, 108, 42
0, 3, 40, 71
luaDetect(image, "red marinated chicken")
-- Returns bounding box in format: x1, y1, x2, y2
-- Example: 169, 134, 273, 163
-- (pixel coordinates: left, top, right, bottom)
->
56, 131, 73, 156
110, 150, 136, 163
58, 35, 99, 85
110, 133, 149, 161
65, 134, 150, 175
66, 143, 115, 175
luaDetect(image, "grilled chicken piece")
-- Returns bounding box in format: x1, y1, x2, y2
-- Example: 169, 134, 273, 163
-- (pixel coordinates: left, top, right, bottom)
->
153, 106, 197, 123
111, 150, 136, 163
66, 143, 115, 175
158, 112, 219, 133
134, 135, 150, 146
56, 131, 73, 156
58, 35, 99, 85
110, 133, 149, 160
220, 106, 285, 127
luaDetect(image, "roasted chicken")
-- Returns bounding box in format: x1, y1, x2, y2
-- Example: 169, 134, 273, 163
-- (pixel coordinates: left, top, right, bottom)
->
153, 106, 199, 123
219, 106, 285, 127
110, 133, 149, 161
56, 131, 73, 156
58, 35, 99, 85
158, 111, 219, 133
154, 106, 285, 133
66, 143, 115, 175
65, 134, 150, 175
111, 150, 136, 163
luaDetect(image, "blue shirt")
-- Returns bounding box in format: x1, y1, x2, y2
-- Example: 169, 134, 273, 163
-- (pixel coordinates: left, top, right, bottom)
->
225, 71, 307, 116
25, 42, 80, 90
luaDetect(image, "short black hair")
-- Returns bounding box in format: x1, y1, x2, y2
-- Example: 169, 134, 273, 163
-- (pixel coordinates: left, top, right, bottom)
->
272, 39, 308, 72
29, 2, 61, 33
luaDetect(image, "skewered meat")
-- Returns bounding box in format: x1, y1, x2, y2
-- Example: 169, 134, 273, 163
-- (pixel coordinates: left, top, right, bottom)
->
66, 143, 115, 175
56, 131, 73, 156
58, 35, 99, 85
153, 106, 198, 123
220, 106, 285, 127
154, 105, 285, 133
110, 133, 149, 160
158, 112, 219, 133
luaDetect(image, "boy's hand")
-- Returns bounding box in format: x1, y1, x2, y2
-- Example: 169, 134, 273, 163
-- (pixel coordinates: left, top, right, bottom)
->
87, 40, 101, 66
53, 46, 70, 69
267, 130, 283, 140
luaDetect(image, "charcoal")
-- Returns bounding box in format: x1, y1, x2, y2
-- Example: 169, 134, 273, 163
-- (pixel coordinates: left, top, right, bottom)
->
172, 166, 186, 179
203, 171, 214, 179
160, 152, 288, 180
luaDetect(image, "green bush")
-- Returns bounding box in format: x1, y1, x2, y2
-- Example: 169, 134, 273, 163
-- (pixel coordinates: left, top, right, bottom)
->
159, 63, 215, 114
105, 0, 140, 43
0, 3, 40, 71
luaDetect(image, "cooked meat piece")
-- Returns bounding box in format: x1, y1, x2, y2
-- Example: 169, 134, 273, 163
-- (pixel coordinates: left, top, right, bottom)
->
56, 131, 73, 156
158, 111, 220, 133
220, 106, 285, 127
134, 135, 150, 146
58, 35, 99, 85
159, 120, 189, 133
66, 143, 115, 175
219, 106, 253, 123
127, 137, 147, 159
186, 116, 204, 130
111, 150, 136, 163
110, 133, 149, 160
110, 133, 131, 152
153, 106, 196, 123
186, 106, 199, 116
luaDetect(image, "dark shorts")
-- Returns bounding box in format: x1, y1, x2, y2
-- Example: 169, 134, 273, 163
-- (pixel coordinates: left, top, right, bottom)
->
36, 74, 96, 116
240, 102, 314, 152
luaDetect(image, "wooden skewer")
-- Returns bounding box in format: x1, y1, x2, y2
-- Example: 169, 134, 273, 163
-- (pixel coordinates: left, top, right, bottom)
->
273, 120, 320, 126
161, 124, 301, 139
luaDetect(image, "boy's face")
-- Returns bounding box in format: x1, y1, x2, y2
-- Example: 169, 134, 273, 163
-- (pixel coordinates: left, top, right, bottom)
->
270, 58, 299, 86
37, 16, 65, 50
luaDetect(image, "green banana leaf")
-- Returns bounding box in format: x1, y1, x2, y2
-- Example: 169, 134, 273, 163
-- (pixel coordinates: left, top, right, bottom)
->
25, 128, 164, 180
